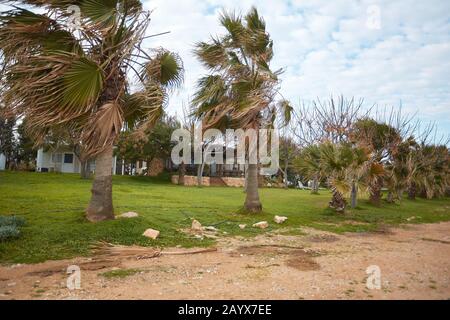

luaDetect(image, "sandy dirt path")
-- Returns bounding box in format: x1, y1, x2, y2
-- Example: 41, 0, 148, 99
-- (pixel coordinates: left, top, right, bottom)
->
1, 222, 450, 300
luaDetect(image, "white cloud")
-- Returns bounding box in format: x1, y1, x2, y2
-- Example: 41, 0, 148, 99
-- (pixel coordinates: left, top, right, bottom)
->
3, 1, 449, 137
139, 0, 450, 136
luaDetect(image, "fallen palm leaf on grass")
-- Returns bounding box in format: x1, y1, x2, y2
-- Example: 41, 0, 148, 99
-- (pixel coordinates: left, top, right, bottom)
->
91, 242, 162, 260
92, 242, 217, 259
162, 247, 218, 255
26, 243, 217, 277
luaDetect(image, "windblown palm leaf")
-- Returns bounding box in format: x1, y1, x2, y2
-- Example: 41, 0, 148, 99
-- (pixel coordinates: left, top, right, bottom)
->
142, 49, 184, 89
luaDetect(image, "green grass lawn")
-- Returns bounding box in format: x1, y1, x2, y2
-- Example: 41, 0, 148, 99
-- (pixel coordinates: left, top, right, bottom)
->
0, 171, 449, 264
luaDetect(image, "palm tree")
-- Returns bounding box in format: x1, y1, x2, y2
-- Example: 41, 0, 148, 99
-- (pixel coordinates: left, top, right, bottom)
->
411, 144, 449, 199
192, 7, 290, 213
0, 1, 183, 222
297, 142, 371, 213
383, 134, 449, 202
294, 144, 323, 194
319, 142, 367, 213
350, 118, 401, 206
384, 137, 417, 201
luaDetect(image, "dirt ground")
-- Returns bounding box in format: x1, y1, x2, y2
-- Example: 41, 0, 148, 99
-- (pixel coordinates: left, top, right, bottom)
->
1, 222, 450, 300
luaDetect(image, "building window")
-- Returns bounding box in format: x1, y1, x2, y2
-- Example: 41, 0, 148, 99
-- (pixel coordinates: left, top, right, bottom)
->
52, 153, 62, 163
64, 153, 74, 164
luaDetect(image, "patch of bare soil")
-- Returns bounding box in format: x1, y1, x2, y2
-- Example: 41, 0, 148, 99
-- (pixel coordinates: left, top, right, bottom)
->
285, 249, 321, 271
1, 222, 450, 300
234, 245, 321, 271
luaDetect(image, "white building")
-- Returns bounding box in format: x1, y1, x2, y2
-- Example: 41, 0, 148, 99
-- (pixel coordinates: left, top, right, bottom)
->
0, 153, 6, 170
36, 148, 117, 174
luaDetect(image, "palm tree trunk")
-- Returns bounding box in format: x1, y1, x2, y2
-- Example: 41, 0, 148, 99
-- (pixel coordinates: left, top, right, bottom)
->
386, 191, 394, 203
86, 145, 115, 222
369, 180, 382, 206
396, 188, 403, 201
329, 187, 346, 213
408, 182, 416, 200
419, 189, 428, 199
146, 158, 152, 176
244, 163, 262, 213
243, 160, 249, 193
283, 158, 289, 188
80, 159, 90, 179
311, 175, 319, 194
350, 181, 358, 208
80, 160, 87, 179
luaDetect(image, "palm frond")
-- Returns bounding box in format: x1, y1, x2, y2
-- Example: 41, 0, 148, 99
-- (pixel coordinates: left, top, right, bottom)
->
142, 49, 184, 90
82, 102, 123, 157
219, 10, 245, 44
277, 99, 293, 127
244, 6, 265, 32
192, 75, 227, 109
193, 39, 227, 70
81, 0, 118, 28
62, 56, 104, 109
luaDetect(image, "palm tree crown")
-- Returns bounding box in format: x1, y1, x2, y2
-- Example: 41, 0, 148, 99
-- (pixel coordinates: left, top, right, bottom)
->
0, 0, 183, 157
192, 7, 288, 130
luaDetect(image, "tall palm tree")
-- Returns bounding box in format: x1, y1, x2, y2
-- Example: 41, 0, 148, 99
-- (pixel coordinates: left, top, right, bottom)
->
192, 7, 290, 213
0, 0, 183, 222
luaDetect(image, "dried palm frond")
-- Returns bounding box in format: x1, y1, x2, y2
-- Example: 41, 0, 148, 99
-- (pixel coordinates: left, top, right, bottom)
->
82, 102, 123, 157
142, 49, 184, 90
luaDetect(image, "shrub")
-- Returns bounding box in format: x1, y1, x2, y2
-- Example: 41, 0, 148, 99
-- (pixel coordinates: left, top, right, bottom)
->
0, 216, 25, 242
0, 215, 26, 228
0, 225, 21, 241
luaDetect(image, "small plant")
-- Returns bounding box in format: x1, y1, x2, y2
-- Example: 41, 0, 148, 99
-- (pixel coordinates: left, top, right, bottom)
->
0, 225, 21, 241
0, 216, 26, 242
0, 215, 26, 228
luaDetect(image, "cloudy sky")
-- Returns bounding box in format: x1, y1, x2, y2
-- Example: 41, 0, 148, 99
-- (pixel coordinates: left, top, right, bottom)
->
141, 0, 450, 138
1, 0, 449, 138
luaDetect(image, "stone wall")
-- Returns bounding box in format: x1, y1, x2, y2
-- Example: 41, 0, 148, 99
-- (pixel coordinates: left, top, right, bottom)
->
171, 175, 245, 187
